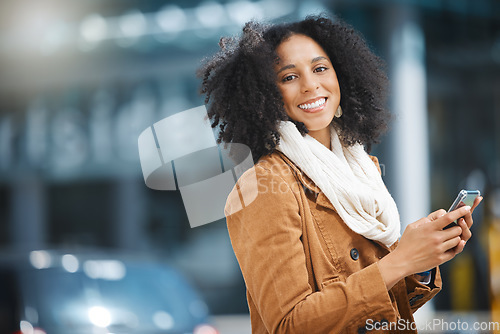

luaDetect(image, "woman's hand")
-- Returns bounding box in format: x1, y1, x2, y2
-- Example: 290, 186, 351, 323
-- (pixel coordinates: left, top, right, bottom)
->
378, 203, 480, 290
443, 195, 482, 253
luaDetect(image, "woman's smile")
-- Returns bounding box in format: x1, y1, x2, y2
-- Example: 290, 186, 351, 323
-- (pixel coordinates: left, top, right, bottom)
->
297, 97, 327, 113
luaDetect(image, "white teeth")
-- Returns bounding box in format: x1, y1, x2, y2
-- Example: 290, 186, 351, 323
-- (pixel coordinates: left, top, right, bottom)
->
299, 98, 325, 110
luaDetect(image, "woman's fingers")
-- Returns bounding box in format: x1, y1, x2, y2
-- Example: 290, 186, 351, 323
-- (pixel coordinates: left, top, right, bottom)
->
458, 218, 472, 241
428, 209, 447, 221
442, 235, 461, 251
471, 196, 483, 213
442, 225, 462, 239
446, 239, 466, 256
435, 206, 471, 230
463, 211, 473, 229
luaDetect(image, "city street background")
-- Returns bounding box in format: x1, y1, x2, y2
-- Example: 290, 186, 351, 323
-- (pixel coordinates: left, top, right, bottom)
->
0, 0, 499, 333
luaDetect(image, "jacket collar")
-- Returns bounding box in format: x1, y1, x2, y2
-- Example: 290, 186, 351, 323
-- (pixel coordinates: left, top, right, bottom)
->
276, 151, 319, 193
276, 152, 336, 211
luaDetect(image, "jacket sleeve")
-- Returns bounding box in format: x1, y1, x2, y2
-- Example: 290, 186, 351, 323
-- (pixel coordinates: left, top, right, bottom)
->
405, 267, 442, 313
225, 165, 399, 334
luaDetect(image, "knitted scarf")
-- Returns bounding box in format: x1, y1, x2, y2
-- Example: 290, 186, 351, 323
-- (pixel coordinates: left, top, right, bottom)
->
276, 121, 400, 247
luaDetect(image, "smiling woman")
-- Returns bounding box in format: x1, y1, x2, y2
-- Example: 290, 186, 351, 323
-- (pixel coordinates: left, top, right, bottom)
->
198, 15, 482, 334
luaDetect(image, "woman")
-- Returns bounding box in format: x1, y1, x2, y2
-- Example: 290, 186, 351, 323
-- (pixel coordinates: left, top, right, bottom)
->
198, 15, 481, 333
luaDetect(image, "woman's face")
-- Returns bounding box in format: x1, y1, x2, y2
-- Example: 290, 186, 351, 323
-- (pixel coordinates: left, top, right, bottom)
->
275, 34, 340, 140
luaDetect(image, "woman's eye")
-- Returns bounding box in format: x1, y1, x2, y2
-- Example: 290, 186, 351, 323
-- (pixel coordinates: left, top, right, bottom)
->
282, 75, 296, 82
314, 66, 328, 73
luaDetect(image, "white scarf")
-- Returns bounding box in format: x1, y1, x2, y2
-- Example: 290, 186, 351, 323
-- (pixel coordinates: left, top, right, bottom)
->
276, 121, 400, 247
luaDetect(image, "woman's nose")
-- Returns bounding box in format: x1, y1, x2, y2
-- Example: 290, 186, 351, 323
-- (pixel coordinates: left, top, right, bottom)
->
300, 73, 319, 93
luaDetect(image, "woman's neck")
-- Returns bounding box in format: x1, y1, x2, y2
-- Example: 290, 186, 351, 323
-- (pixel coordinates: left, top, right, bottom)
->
308, 128, 331, 150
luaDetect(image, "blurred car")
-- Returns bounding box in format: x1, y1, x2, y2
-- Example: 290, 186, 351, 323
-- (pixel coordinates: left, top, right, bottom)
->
0, 248, 218, 334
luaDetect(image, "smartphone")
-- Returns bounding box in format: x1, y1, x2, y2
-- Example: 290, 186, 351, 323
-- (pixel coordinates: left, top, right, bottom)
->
444, 189, 480, 229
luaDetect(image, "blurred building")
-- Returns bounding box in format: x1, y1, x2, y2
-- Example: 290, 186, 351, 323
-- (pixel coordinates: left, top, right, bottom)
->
0, 0, 499, 318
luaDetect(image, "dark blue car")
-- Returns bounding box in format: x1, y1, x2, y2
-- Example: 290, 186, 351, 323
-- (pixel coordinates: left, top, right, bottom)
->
0, 249, 218, 334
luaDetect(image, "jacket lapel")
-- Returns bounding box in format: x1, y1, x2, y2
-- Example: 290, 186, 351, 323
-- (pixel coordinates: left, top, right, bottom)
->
277, 152, 336, 211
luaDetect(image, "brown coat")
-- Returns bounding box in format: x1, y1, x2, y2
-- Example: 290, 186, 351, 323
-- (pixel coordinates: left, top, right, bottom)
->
225, 151, 442, 334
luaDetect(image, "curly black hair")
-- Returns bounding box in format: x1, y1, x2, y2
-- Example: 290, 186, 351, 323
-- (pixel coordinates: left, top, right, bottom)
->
198, 14, 390, 161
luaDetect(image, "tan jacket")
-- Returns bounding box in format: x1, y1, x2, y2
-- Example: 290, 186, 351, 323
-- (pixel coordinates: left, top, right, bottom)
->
225, 151, 442, 334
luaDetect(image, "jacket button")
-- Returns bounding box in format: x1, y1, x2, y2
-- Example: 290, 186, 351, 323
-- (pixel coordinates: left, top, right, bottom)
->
350, 248, 359, 260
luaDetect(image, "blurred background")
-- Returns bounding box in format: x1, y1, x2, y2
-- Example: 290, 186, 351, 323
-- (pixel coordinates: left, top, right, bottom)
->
0, 0, 499, 333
